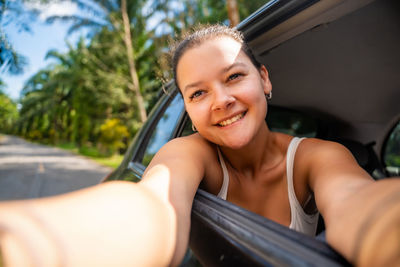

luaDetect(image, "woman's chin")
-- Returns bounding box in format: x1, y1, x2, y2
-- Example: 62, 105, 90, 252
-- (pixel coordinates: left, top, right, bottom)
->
220, 136, 253, 150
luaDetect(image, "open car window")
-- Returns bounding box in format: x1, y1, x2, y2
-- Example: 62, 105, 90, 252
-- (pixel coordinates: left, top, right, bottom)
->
141, 93, 185, 166
383, 120, 400, 176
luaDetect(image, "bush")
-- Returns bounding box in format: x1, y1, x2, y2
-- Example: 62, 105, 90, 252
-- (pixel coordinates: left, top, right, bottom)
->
98, 118, 129, 156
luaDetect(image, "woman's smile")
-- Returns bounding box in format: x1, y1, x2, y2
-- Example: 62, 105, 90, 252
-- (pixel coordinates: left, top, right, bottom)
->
215, 111, 247, 127
177, 36, 272, 148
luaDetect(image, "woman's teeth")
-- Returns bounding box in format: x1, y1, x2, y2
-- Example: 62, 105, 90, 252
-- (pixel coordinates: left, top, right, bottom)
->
218, 112, 245, 127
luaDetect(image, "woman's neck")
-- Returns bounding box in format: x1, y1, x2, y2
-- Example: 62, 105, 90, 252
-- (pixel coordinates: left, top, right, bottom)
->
219, 124, 285, 178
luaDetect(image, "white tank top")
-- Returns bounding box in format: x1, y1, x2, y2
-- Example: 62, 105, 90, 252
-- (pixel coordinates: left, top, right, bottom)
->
216, 137, 319, 236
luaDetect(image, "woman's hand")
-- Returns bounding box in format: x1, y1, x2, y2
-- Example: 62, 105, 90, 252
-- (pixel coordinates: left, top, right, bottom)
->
0, 181, 177, 267
303, 138, 400, 266
325, 179, 400, 267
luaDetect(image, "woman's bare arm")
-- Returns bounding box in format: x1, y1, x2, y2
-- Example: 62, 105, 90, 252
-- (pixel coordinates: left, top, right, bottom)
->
140, 136, 209, 266
304, 139, 400, 266
0, 181, 177, 267
0, 136, 208, 267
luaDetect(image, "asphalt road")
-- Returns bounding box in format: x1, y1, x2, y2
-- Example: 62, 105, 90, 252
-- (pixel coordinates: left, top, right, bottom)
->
0, 135, 112, 201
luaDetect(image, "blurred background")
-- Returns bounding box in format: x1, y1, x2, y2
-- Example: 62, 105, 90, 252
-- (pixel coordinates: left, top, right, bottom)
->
0, 0, 268, 168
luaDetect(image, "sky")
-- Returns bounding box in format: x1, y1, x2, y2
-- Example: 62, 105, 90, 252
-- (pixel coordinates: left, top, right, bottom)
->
1, 1, 167, 101
2, 1, 85, 100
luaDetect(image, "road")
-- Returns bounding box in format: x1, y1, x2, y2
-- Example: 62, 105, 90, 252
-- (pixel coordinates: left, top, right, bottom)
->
0, 135, 112, 201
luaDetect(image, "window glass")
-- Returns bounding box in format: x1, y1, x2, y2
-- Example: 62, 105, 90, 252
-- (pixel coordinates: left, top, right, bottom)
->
383, 121, 400, 176
181, 115, 195, 137
141, 94, 184, 166
266, 106, 318, 137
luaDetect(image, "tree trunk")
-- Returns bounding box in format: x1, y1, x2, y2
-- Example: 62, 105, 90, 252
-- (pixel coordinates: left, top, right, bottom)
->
121, 0, 147, 123
226, 0, 240, 27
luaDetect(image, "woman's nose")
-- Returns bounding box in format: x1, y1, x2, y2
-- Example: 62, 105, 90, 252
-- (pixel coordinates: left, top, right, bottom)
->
211, 86, 235, 111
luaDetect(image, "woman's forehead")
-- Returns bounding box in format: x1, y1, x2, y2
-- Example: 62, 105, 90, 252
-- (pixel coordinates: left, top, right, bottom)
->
186, 36, 242, 62
177, 37, 246, 84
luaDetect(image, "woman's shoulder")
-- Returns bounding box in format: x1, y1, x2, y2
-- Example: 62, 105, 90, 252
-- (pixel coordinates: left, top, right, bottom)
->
298, 137, 351, 156
291, 137, 355, 169
164, 133, 215, 154
272, 133, 344, 150
156, 133, 219, 168
164, 134, 224, 194
295, 137, 370, 186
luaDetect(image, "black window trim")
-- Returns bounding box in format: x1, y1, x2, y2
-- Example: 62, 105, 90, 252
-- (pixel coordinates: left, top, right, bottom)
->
236, 0, 319, 42
134, 87, 179, 164
190, 189, 350, 266
381, 116, 400, 176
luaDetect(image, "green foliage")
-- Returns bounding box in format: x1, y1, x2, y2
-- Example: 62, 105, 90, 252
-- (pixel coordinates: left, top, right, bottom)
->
0, 0, 40, 75
9, 0, 267, 155
98, 118, 129, 156
151, 0, 268, 81
91, 154, 124, 169
0, 88, 18, 133
384, 122, 400, 167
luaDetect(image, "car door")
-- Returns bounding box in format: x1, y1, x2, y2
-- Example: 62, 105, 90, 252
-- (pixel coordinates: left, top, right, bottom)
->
104, 84, 349, 266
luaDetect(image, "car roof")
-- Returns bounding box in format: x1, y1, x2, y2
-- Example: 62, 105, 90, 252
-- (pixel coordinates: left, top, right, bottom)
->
238, 0, 400, 145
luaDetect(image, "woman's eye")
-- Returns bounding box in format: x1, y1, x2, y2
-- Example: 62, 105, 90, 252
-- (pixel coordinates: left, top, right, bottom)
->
227, 73, 242, 81
189, 90, 204, 100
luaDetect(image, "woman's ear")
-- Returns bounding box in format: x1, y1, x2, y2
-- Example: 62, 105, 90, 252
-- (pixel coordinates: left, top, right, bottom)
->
259, 65, 272, 95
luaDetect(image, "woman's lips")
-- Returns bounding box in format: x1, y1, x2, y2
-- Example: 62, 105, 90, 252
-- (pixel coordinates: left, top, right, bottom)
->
217, 111, 246, 127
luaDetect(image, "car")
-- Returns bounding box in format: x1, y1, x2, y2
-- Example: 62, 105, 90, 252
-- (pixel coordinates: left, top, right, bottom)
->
104, 0, 400, 265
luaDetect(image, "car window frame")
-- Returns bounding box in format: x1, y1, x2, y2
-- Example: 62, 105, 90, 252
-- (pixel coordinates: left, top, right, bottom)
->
138, 91, 186, 167
381, 117, 400, 176
190, 189, 350, 267
103, 84, 186, 182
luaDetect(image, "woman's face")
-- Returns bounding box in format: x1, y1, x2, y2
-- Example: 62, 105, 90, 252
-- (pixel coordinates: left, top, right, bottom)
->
176, 36, 272, 149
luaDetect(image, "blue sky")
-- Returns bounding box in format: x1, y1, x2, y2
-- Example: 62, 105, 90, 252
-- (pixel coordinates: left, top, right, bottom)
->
2, 1, 84, 100
2, 0, 166, 101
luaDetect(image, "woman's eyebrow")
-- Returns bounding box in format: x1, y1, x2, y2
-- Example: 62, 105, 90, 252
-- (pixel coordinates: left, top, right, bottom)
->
221, 62, 247, 74
184, 81, 203, 94
183, 62, 247, 93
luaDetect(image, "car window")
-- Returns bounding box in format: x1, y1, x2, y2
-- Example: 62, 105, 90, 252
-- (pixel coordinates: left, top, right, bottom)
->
181, 115, 195, 137
383, 120, 400, 176
266, 106, 318, 137
141, 94, 185, 166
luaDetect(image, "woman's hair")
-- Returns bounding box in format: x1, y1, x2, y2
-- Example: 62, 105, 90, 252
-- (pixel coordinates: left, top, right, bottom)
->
171, 24, 262, 91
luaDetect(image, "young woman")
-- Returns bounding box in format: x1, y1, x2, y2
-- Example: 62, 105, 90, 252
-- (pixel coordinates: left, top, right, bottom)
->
0, 25, 399, 267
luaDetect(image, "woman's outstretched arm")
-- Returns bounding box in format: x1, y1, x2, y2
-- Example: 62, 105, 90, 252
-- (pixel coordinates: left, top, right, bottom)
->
0, 181, 177, 267
303, 139, 400, 266
0, 136, 208, 267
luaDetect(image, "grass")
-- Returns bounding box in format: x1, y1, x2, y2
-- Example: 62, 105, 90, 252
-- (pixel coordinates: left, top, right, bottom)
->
88, 154, 124, 169
57, 143, 78, 152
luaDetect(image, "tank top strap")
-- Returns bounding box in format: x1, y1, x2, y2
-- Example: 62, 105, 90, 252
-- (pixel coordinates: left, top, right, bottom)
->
287, 137, 319, 236
286, 137, 305, 195
216, 147, 229, 200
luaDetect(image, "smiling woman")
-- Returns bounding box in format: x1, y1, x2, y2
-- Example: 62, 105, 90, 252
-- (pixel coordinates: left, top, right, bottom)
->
0, 5, 400, 267
177, 36, 271, 149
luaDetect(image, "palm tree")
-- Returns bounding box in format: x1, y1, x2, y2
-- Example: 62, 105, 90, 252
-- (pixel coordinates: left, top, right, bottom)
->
45, 0, 149, 122
0, 0, 28, 75
226, 0, 239, 26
